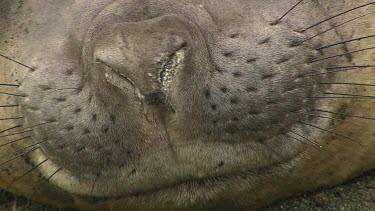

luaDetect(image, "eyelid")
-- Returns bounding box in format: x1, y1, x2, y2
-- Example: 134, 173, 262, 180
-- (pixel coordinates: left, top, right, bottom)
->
96, 59, 135, 91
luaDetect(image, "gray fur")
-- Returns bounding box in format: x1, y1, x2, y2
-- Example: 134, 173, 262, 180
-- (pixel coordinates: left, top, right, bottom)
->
0, 0, 374, 210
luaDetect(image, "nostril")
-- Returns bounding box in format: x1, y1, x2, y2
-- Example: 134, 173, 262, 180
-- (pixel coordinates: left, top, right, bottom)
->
158, 45, 188, 91
92, 17, 194, 108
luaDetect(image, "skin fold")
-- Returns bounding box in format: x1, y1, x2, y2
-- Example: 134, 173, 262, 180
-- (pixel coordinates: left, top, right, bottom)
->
0, 0, 374, 210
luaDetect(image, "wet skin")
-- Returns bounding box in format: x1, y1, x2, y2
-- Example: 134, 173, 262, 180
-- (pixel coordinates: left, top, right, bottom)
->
0, 0, 374, 210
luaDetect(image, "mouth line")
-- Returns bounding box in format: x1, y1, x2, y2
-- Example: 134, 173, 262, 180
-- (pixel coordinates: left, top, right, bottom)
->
73, 147, 305, 202
144, 148, 303, 197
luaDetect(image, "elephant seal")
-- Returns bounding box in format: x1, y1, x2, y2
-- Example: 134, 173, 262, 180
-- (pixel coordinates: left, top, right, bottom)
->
0, 0, 374, 210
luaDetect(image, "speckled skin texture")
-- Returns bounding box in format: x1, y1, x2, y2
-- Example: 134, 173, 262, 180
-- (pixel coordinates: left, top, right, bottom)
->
0, 0, 374, 210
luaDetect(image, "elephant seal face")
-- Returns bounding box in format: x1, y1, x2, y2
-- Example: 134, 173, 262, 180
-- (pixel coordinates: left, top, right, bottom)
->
0, 0, 374, 210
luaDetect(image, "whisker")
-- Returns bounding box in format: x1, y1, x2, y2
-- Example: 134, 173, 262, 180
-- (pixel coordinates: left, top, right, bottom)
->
260, 142, 283, 158
0, 84, 20, 87
90, 174, 99, 195
283, 132, 326, 152
326, 65, 375, 69
23, 121, 53, 130
54, 88, 81, 91
5, 121, 54, 136
261, 141, 303, 173
313, 109, 375, 121
0, 147, 39, 167
272, 0, 304, 25
316, 34, 375, 50
301, 12, 375, 43
283, 133, 310, 145
307, 46, 375, 63
311, 96, 370, 99
0, 116, 24, 121
299, 121, 365, 147
0, 125, 23, 134
6, 159, 48, 189
300, 2, 375, 32
323, 92, 375, 99
0, 140, 49, 159
293, 111, 374, 133
288, 131, 326, 151
0, 53, 35, 71
33, 167, 62, 193
0, 129, 32, 139
303, 67, 373, 77
0, 136, 31, 148
0, 104, 19, 108
312, 96, 375, 99
319, 82, 375, 87
42, 87, 82, 92
0, 92, 25, 97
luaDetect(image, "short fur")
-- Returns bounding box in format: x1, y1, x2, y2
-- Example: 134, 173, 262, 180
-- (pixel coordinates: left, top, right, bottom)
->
0, 0, 374, 210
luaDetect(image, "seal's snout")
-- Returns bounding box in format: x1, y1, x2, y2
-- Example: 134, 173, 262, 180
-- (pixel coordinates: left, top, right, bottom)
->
7, 0, 375, 208
93, 15, 191, 100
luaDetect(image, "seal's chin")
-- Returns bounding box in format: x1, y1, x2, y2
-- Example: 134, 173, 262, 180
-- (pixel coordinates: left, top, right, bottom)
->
18, 0, 355, 199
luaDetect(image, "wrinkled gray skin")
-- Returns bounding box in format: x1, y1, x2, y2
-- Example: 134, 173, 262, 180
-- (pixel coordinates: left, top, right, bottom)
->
0, 0, 374, 210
